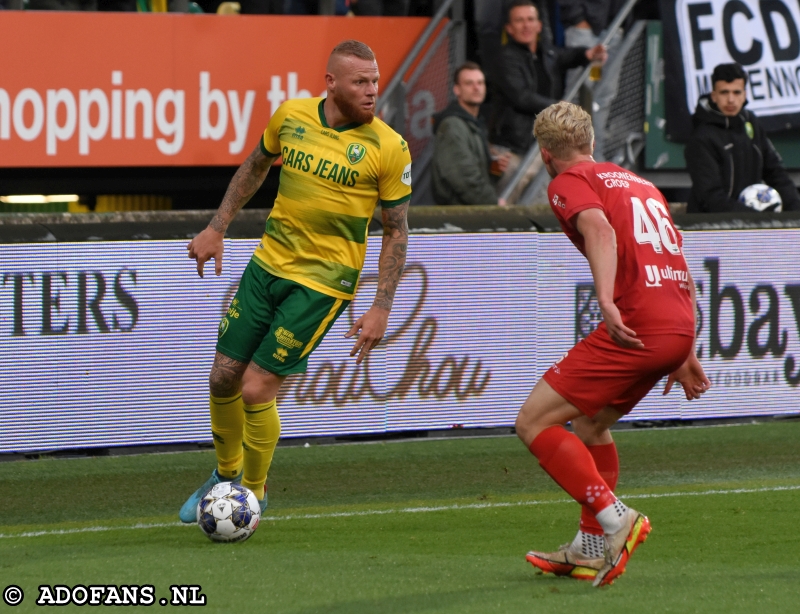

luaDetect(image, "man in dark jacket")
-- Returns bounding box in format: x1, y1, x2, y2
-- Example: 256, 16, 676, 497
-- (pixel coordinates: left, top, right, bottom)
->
490, 0, 606, 155
432, 62, 508, 205
685, 63, 800, 213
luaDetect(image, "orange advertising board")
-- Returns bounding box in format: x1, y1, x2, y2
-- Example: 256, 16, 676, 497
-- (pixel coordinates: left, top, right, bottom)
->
0, 12, 428, 167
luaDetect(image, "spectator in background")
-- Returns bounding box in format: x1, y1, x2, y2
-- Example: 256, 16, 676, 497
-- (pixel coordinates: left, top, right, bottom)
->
474, 0, 557, 92
685, 63, 800, 213
558, 0, 625, 161
432, 62, 509, 205
490, 0, 606, 195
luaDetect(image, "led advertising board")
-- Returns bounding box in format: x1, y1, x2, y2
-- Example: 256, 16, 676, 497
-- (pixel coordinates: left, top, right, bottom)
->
1, 231, 798, 453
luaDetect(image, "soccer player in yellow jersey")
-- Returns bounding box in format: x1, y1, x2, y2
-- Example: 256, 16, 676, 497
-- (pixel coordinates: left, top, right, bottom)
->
178, 40, 411, 522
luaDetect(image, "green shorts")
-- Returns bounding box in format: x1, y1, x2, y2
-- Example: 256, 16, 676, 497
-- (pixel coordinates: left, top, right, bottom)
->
216, 258, 350, 375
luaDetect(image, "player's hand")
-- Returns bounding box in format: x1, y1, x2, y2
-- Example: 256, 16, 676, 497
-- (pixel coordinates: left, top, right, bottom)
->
345, 306, 390, 364
600, 302, 644, 349
664, 352, 711, 400
187, 226, 225, 278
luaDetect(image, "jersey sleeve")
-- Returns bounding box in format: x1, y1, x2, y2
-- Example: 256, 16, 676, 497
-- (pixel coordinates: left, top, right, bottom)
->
548, 173, 604, 230
260, 101, 293, 157
378, 135, 413, 208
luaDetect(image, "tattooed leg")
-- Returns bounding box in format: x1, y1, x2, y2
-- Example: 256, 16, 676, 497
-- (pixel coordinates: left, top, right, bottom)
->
209, 351, 248, 397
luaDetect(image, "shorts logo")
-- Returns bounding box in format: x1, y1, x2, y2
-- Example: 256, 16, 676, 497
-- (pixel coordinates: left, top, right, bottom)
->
273, 347, 288, 363
346, 143, 366, 164
218, 317, 229, 338
644, 264, 663, 287
275, 326, 304, 349
552, 351, 568, 374
341, 279, 353, 287
227, 298, 242, 319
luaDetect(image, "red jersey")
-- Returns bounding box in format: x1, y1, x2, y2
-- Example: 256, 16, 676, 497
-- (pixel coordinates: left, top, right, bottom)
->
548, 161, 695, 336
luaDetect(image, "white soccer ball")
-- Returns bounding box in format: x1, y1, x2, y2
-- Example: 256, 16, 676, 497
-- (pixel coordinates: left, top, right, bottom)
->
197, 482, 261, 543
738, 183, 782, 212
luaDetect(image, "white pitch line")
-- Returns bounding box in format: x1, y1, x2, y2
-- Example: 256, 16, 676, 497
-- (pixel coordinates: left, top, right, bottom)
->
1, 484, 798, 540
263, 484, 800, 521
0, 522, 195, 539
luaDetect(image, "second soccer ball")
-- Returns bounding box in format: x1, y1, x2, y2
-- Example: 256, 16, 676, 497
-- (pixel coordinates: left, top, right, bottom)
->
738, 183, 782, 212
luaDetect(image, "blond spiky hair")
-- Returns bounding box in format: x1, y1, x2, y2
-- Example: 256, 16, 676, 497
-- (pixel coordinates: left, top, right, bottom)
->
533, 101, 594, 160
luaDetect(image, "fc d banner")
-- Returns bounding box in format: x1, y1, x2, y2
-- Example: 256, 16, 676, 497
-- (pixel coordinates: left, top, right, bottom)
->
661, 0, 800, 140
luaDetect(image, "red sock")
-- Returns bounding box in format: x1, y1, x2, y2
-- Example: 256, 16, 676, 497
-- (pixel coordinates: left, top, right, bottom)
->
528, 426, 617, 515
580, 443, 619, 535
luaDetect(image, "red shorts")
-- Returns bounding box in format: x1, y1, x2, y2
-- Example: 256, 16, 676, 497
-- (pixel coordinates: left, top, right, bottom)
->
542, 325, 694, 417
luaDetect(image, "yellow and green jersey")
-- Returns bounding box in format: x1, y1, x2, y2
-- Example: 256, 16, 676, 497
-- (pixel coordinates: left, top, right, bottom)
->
253, 97, 412, 300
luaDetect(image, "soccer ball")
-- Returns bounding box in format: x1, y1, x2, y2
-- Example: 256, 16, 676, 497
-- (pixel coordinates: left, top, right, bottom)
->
738, 183, 782, 212
197, 482, 261, 543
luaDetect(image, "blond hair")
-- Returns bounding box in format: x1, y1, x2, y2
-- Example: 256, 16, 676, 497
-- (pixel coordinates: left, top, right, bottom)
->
533, 101, 594, 160
331, 40, 375, 62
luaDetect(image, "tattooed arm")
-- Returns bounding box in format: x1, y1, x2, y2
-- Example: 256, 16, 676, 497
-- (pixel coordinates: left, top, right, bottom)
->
373, 203, 409, 310
187, 143, 278, 277
346, 202, 409, 363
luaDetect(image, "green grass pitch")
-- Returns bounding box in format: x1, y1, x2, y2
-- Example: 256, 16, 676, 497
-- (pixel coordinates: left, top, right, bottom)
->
1, 421, 799, 613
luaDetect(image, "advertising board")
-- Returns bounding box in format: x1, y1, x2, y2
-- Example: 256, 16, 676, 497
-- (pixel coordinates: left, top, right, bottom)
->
1, 231, 798, 453
0, 13, 427, 167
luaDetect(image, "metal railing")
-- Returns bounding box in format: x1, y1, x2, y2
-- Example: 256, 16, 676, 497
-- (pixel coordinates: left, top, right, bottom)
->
375, 0, 465, 136
373, 0, 465, 204
498, 0, 641, 205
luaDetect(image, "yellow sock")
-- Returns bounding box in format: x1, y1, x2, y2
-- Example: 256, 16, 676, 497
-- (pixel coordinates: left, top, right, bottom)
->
210, 393, 244, 480
241, 399, 281, 500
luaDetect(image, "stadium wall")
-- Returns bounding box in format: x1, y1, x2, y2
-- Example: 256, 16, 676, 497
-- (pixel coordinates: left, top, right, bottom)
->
1, 209, 799, 453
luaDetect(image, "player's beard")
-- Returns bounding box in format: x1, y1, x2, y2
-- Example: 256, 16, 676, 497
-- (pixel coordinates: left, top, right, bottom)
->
333, 89, 375, 125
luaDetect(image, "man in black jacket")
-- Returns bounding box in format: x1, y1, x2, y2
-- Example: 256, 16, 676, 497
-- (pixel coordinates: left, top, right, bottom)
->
685, 63, 800, 213
490, 0, 606, 156
490, 0, 606, 199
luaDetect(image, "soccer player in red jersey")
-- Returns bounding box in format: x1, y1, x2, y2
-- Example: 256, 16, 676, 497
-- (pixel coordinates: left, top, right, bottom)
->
517, 102, 711, 587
